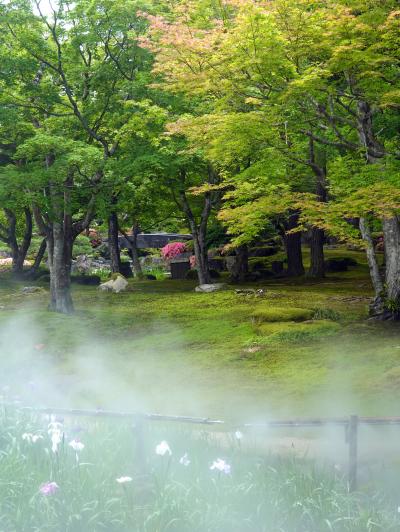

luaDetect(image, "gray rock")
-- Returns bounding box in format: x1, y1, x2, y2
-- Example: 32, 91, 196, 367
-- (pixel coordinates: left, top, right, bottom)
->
195, 283, 226, 293
21, 286, 43, 294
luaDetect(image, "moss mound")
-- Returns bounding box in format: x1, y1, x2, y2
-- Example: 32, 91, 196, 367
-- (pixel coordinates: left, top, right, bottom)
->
251, 306, 314, 323
257, 320, 340, 343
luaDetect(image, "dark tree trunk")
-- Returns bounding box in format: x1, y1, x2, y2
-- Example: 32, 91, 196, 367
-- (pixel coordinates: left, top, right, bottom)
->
0, 207, 33, 276
229, 245, 249, 282
284, 213, 304, 276
24, 238, 47, 279
124, 221, 143, 278
108, 209, 121, 274
309, 227, 325, 278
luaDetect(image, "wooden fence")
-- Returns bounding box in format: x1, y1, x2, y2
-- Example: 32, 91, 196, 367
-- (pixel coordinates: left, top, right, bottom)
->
8, 405, 400, 492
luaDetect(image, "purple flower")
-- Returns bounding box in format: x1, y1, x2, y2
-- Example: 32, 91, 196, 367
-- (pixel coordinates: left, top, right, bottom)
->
39, 481, 59, 496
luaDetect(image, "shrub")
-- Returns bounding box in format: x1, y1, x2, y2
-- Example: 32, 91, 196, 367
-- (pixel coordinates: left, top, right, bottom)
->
72, 235, 93, 258
185, 269, 198, 280
324, 257, 358, 273
161, 242, 186, 260
209, 269, 220, 279
248, 245, 279, 257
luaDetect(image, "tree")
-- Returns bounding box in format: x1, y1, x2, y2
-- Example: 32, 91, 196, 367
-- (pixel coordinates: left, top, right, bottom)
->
0, 0, 154, 312
286, 0, 400, 317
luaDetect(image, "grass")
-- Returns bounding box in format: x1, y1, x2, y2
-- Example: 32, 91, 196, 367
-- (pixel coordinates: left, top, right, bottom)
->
0, 246, 399, 422
0, 407, 399, 532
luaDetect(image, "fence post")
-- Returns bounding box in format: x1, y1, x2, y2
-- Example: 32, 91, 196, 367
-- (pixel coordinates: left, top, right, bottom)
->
133, 414, 146, 476
347, 415, 358, 492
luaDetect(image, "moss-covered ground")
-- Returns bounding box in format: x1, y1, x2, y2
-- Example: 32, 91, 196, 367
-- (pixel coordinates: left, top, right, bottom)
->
1, 247, 400, 422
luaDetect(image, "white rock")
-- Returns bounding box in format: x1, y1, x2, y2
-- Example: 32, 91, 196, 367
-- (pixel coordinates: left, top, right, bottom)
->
112, 275, 128, 293
98, 275, 128, 293
195, 283, 226, 293
98, 280, 114, 292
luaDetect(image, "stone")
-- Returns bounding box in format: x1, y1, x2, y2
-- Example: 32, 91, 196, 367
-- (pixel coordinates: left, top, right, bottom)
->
21, 286, 44, 294
98, 274, 128, 293
195, 283, 226, 293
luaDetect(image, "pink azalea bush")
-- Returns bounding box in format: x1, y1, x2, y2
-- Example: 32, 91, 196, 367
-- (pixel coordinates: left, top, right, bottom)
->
161, 242, 186, 260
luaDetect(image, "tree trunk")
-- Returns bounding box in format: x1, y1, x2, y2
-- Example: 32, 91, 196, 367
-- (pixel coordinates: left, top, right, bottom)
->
355, 100, 399, 319
32, 164, 77, 314
25, 238, 47, 279
383, 216, 400, 319
2, 207, 33, 276
125, 222, 143, 278
308, 227, 325, 278
177, 171, 213, 285
192, 226, 211, 284
359, 217, 384, 316
229, 245, 249, 282
46, 221, 74, 314
108, 210, 121, 274
284, 213, 304, 276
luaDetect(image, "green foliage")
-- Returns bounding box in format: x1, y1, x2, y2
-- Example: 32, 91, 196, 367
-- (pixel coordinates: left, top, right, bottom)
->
72, 235, 93, 258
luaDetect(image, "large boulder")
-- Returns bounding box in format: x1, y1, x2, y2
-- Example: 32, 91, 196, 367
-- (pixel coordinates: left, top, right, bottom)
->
98, 274, 128, 293
72, 255, 92, 274
195, 283, 226, 293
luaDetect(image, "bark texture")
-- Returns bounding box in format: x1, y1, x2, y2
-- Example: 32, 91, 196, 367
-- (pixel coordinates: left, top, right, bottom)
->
177, 168, 215, 285
25, 238, 47, 279
108, 209, 122, 274
359, 217, 384, 316
309, 227, 325, 278
383, 216, 400, 319
123, 221, 143, 278
284, 213, 305, 277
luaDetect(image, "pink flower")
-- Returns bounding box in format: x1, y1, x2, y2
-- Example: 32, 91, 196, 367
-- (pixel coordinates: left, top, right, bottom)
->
39, 481, 59, 496
161, 242, 186, 260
